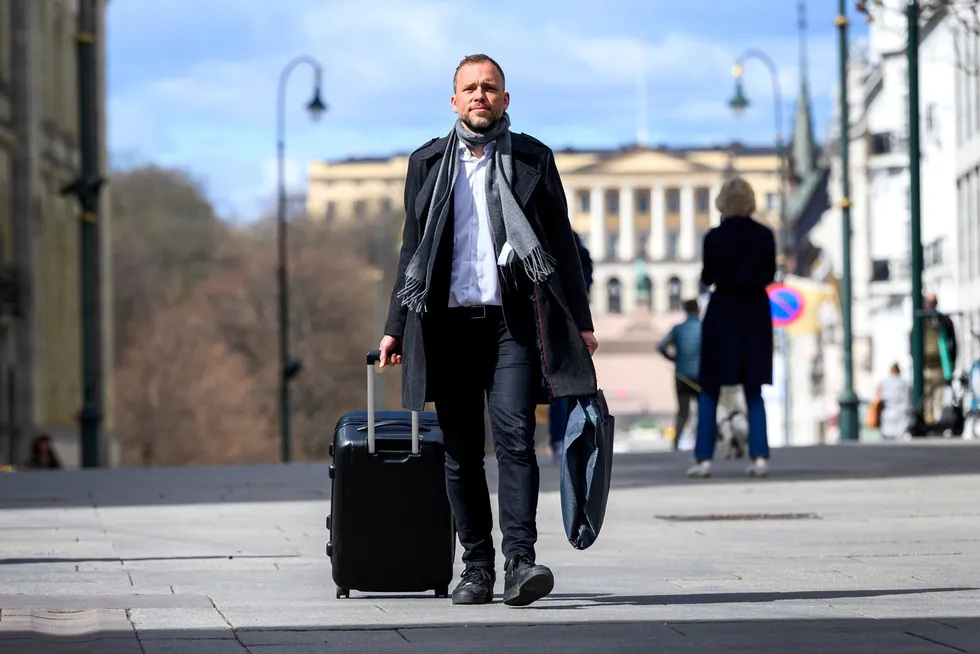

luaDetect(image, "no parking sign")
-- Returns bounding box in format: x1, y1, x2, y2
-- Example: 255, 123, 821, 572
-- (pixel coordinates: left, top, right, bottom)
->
767, 283, 804, 328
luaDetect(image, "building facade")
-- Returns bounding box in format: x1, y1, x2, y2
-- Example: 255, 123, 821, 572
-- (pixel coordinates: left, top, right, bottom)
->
806, 2, 961, 443
307, 144, 783, 315
816, 4, 957, 390
954, 7, 980, 376
0, 0, 113, 467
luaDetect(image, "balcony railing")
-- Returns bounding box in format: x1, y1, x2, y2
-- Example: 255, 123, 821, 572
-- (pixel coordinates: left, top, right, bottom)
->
870, 238, 946, 283
869, 131, 908, 155
871, 257, 910, 282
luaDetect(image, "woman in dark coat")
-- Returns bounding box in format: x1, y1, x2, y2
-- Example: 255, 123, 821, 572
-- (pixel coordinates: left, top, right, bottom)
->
688, 176, 776, 478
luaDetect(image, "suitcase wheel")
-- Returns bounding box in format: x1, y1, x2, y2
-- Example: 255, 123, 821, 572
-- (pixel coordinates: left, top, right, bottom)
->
336, 587, 349, 599
434, 586, 449, 598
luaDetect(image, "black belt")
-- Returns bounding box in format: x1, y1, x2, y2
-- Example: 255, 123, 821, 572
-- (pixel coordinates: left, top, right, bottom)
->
447, 305, 502, 319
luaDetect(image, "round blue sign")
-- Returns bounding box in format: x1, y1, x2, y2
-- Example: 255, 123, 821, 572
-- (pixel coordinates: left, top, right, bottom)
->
767, 283, 804, 327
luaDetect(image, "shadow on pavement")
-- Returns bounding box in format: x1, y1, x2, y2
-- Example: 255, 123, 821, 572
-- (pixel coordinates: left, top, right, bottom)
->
535, 587, 978, 607
1, 442, 978, 509
0, 554, 301, 565
1, 615, 978, 652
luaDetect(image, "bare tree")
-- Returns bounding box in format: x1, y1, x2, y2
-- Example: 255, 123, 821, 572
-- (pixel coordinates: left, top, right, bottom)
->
198, 215, 382, 460
109, 164, 237, 360
108, 160, 402, 465
113, 293, 273, 467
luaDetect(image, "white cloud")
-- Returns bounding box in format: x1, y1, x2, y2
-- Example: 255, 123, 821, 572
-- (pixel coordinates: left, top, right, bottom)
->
108, 0, 847, 219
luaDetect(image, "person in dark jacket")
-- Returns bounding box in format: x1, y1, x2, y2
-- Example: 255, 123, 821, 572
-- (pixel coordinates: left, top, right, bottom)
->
548, 232, 593, 460
687, 176, 776, 478
28, 434, 62, 469
377, 54, 598, 607
919, 292, 958, 424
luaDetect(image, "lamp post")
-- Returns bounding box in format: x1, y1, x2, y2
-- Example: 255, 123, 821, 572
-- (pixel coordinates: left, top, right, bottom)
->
60, 0, 104, 467
835, 1, 859, 441
728, 48, 792, 447
906, 0, 925, 410
277, 56, 327, 463
728, 50, 788, 271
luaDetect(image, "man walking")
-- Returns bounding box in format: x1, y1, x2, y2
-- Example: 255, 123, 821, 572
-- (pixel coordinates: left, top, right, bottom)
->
658, 299, 702, 450
377, 54, 598, 607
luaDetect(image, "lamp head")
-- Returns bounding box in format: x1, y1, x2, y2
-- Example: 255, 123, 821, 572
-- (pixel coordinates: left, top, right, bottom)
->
728, 78, 749, 116
307, 68, 327, 120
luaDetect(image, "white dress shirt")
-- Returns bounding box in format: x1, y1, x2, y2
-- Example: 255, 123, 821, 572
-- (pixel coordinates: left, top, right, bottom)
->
448, 142, 502, 307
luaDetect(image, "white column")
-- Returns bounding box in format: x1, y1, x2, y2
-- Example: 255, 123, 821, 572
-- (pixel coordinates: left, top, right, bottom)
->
651, 185, 665, 260
679, 183, 696, 259
618, 186, 634, 261
622, 273, 638, 315
592, 270, 608, 315
588, 186, 605, 260
565, 187, 576, 224
709, 182, 722, 226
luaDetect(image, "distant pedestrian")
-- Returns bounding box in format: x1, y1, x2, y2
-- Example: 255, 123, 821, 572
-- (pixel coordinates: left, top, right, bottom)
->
658, 299, 702, 450
688, 176, 776, 479
878, 363, 910, 441
919, 292, 958, 423
28, 434, 62, 469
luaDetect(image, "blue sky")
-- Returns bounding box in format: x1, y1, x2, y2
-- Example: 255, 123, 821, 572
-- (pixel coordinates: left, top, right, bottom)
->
106, 0, 868, 221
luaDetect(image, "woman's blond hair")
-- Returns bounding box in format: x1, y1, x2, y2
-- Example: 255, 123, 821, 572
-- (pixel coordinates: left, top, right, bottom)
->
715, 176, 757, 219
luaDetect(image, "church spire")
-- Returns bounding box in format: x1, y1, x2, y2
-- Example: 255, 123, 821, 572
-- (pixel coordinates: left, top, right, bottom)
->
791, 0, 817, 181
798, 0, 808, 79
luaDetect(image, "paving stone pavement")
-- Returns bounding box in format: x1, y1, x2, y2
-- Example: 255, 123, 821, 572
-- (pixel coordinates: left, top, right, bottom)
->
2, 442, 980, 652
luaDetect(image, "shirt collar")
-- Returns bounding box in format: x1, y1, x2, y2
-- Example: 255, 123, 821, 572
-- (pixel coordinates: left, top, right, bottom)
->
457, 140, 495, 160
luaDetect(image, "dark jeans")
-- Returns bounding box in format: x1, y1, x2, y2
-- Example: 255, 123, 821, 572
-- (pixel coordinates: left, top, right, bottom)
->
549, 396, 570, 452
674, 378, 699, 448
431, 307, 539, 569
695, 385, 770, 461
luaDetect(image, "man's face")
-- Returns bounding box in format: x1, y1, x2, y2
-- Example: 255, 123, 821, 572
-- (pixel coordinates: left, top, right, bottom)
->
451, 61, 509, 133
925, 293, 937, 310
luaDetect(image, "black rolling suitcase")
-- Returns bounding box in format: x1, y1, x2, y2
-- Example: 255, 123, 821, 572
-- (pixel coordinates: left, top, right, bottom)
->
326, 350, 455, 599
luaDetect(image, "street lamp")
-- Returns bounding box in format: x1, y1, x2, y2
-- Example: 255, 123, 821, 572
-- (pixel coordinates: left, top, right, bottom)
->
836, 1, 859, 441
728, 50, 788, 271
277, 55, 327, 464
59, 0, 105, 467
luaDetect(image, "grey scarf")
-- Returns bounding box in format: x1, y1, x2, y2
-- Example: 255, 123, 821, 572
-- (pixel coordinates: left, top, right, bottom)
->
397, 112, 556, 313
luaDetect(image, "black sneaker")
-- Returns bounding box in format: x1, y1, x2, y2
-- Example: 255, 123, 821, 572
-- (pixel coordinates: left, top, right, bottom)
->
451, 566, 495, 605
502, 556, 554, 607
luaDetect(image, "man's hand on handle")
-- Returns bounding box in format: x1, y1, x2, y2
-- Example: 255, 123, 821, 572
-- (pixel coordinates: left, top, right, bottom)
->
378, 335, 403, 368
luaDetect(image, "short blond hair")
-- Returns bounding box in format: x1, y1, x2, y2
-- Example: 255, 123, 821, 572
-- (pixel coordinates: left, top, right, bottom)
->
715, 176, 757, 219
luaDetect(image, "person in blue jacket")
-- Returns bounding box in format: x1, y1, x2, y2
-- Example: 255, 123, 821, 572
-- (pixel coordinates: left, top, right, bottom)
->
658, 299, 703, 450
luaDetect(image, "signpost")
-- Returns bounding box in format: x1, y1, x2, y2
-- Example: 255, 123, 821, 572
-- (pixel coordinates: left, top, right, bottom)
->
768, 283, 805, 327
767, 283, 803, 447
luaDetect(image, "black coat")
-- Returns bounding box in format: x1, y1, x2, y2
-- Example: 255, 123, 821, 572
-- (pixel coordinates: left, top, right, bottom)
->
384, 132, 598, 411
698, 216, 777, 394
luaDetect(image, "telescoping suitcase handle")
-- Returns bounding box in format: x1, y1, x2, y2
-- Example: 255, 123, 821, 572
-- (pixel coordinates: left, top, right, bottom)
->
366, 350, 420, 456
